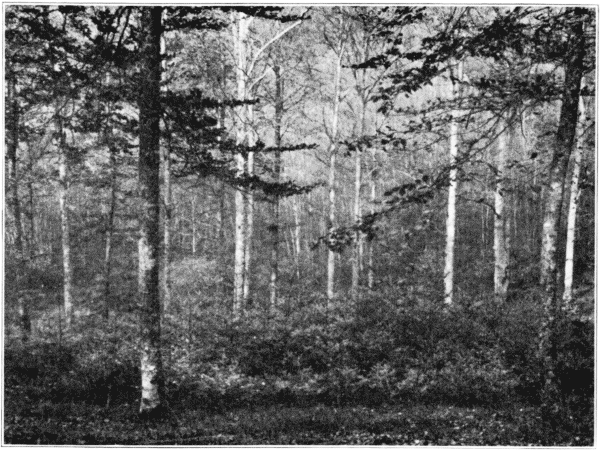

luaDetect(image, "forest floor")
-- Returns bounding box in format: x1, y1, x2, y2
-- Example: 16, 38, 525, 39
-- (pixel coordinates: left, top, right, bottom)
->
4, 400, 588, 445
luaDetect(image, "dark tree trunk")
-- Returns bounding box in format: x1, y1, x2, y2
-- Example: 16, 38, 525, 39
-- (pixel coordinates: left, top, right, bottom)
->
7, 73, 31, 340
269, 65, 283, 309
138, 6, 164, 417
538, 7, 587, 411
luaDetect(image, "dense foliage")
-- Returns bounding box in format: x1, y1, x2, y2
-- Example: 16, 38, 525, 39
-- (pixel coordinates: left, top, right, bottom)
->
5, 287, 593, 444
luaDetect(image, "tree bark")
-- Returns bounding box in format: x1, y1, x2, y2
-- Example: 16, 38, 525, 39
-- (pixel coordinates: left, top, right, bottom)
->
161, 142, 172, 311
326, 42, 345, 302
7, 73, 31, 339
269, 64, 283, 309
58, 115, 74, 325
243, 105, 255, 304
538, 8, 586, 410
232, 12, 250, 319
493, 119, 509, 303
367, 150, 376, 290
138, 6, 163, 416
103, 146, 118, 320
444, 60, 462, 305
563, 82, 587, 309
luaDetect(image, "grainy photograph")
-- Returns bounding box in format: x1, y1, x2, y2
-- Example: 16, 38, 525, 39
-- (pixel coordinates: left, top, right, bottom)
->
3, 5, 595, 445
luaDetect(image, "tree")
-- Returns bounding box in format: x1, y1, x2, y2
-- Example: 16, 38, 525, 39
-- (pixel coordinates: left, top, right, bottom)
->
137, 6, 164, 416
493, 115, 510, 303
444, 59, 462, 305
562, 81, 589, 309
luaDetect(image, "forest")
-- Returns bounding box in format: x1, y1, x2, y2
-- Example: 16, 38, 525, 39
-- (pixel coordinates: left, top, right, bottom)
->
3, 6, 595, 445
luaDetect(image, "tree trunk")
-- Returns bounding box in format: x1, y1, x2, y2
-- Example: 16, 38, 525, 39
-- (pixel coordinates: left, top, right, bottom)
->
367, 150, 376, 290
269, 65, 283, 309
191, 195, 197, 256
7, 74, 30, 339
292, 196, 302, 281
58, 115, 74, 325
232, 12, 250, 318
326, 43, 344, 302
161, 142, 172, 311
243, 105, 255, 304
351, 96, 367, 302
444, 60, 462, 305
493, 120, 509, 303
538, 8, 586, 410
103, 146, 118, 320
138, 6, 163, 417
563, 83, 587, 309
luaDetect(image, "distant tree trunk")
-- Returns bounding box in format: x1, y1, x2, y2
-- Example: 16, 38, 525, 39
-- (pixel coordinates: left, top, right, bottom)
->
138, 6, 163, 417
233, 12, 250, 318
7, 74, 30, 340
57, 115, 74, 325
493, 120, 509, 303
191, 196, 197, 256
243, 104, 255, 304
160, 30, 172, 312
269, 65, 283, 309
367, 150, 376, 290
351, 98, 367, 302
538, 8, 586, 409
326, 43, 345, 302
292, 197, 302, 281
161, 143, 172, 311
444, 60, 462, 305
563, 84, 587, 309
103, 146, 118, 320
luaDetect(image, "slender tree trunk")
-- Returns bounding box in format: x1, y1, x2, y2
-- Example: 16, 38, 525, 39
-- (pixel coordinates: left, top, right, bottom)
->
7, 75, 30, 339
269, 65, 283, 309
563, 84, 587, 309
351, 97, 367, 302
161, 143, 172, 310
538, 8, 586, 410
243, 105, 255, 304
58, 115, 74, 325
138, 6, 163, 416
292, 197, 302, 281
103, 147, 118, 319
191, 196, 197, 256
326, 43, 344, 302
493, 120, 509, 303
367, 151, 376, 290
444, 60, 462, 305
233, 12, 250, 318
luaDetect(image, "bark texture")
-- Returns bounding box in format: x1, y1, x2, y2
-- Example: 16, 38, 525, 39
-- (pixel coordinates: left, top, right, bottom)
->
563, 84, 587, 309
493, 120, 509, 303
538, 7, 586, 410
138, 6, 164, 416
58, 116, 74, 325
269, 65, 283, 308
7, 74, 31, 339
326, 42, 344, 302
444, 60, 462, 305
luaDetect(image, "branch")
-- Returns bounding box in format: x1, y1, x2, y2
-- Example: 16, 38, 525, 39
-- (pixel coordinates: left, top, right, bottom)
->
247, 20, 303, 76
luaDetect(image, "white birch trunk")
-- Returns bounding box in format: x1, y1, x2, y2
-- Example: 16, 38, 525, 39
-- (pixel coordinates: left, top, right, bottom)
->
493, 121, 509, 303
232, 12, 250, 318
58, 119, 73, 324
444, 60, 462, 305
563, 87, 587, 308
368, 150, 376, 290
